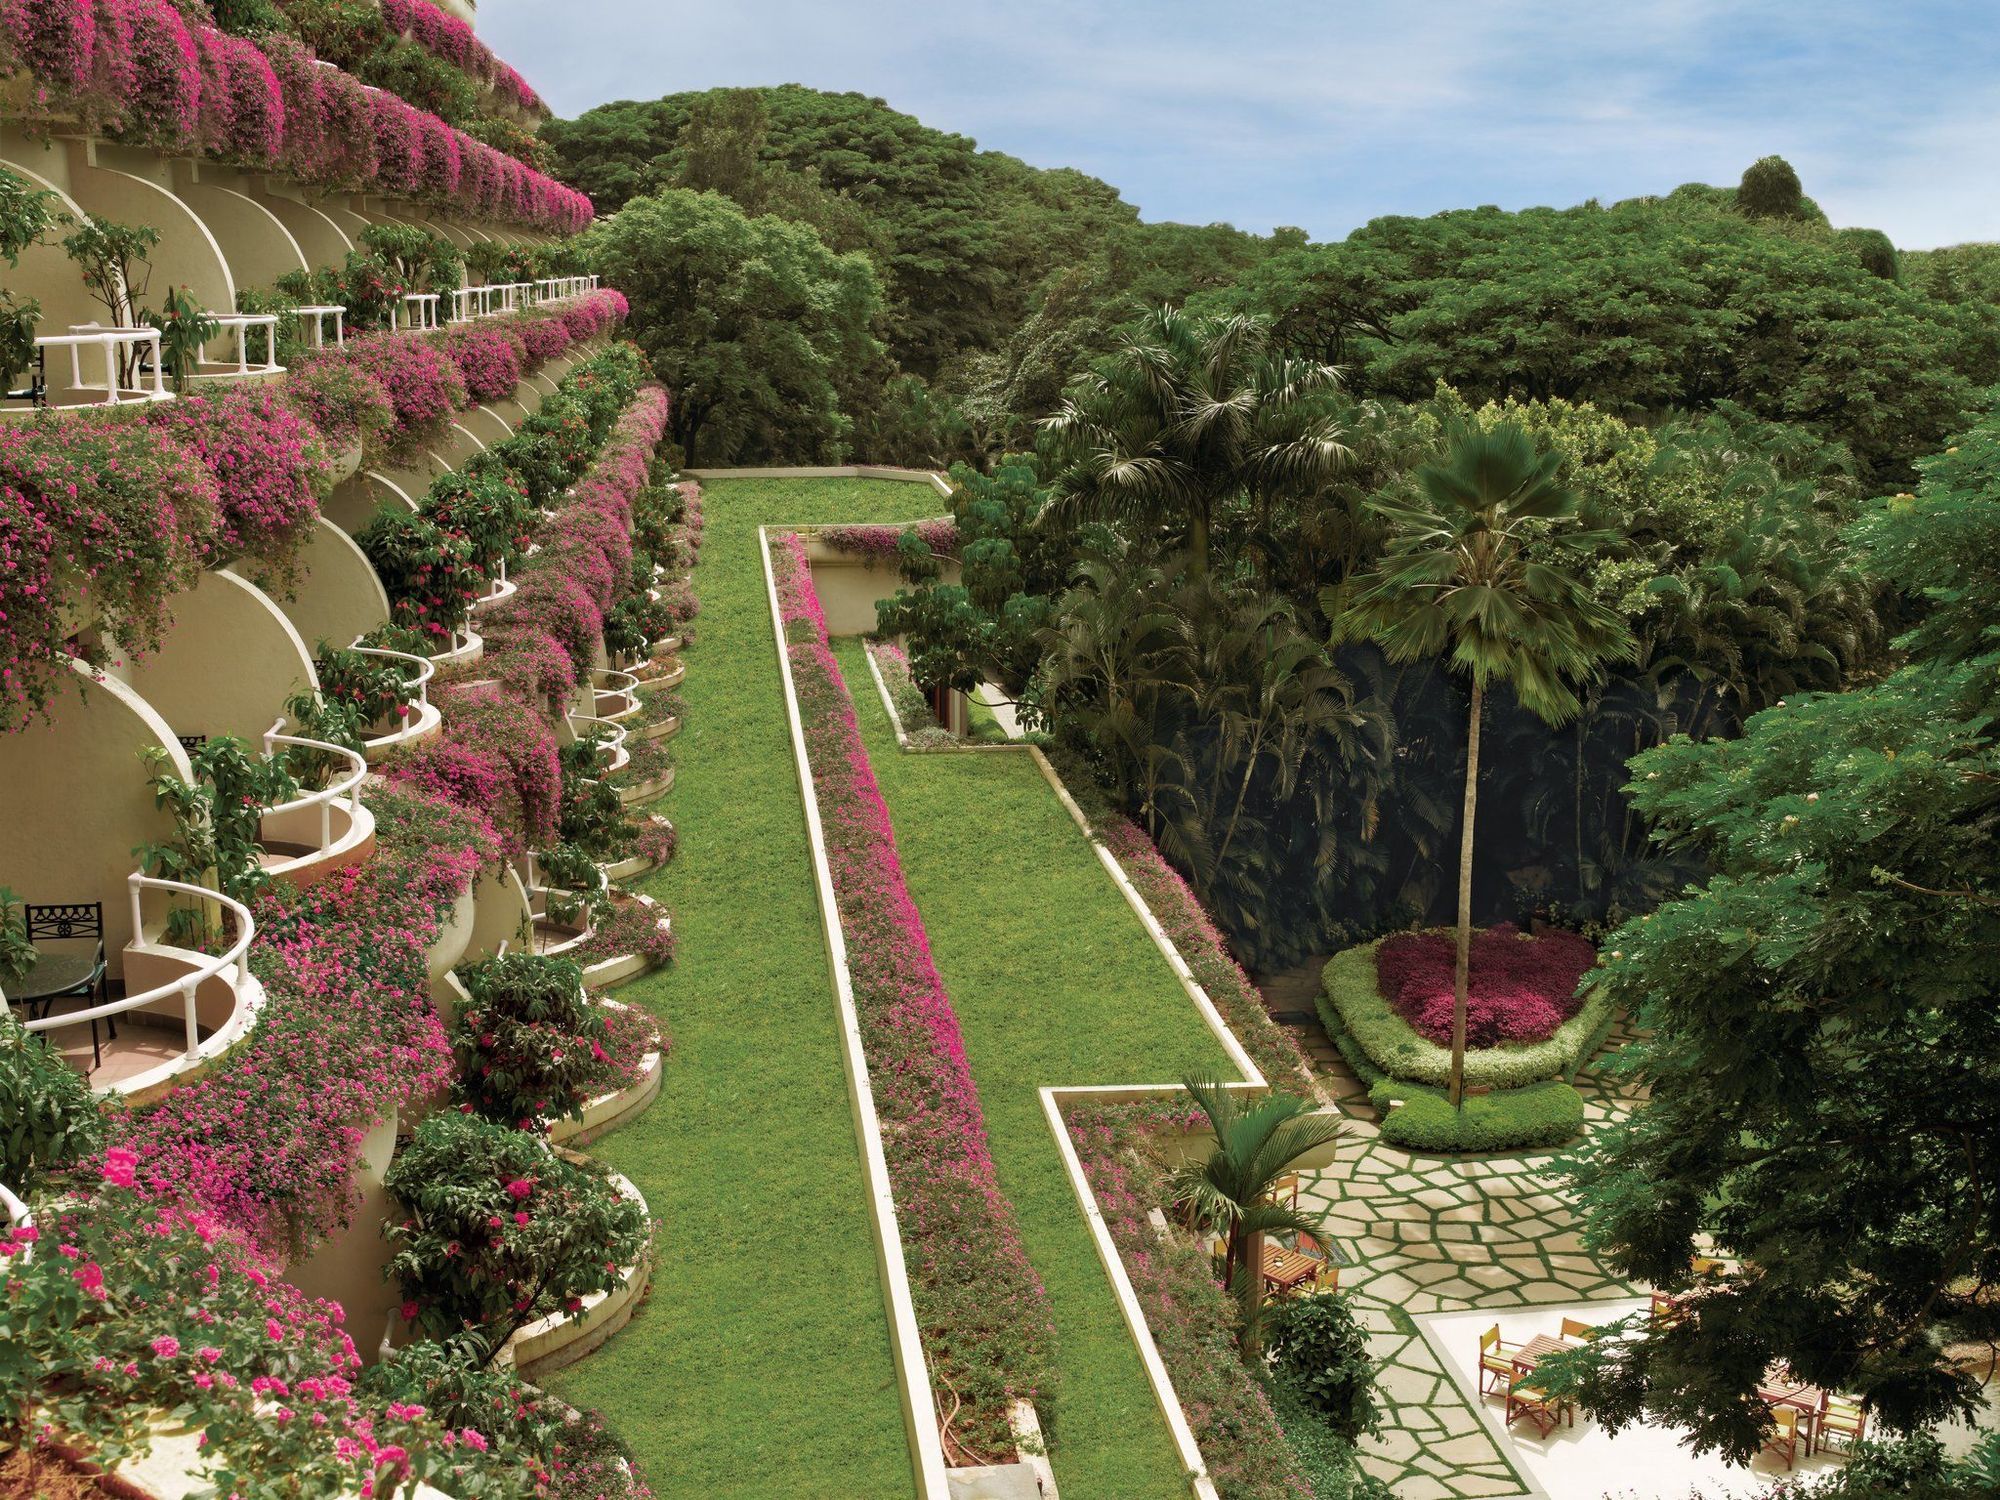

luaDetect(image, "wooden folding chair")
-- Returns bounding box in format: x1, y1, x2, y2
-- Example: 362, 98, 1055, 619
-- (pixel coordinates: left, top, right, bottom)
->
1477, 1326, 1517, 1397
1760, 1406, 1801, 1471
1506, 1378, 1574, 1437
1816, 1394, 1866, 1456
1560, 1317, 1599, 1341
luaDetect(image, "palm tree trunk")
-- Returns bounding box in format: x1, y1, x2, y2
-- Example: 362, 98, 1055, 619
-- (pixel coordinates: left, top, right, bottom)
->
1452, 681, 1483, 1111
1237, 1227, 1266, 1361
1189, 507, 1210, 576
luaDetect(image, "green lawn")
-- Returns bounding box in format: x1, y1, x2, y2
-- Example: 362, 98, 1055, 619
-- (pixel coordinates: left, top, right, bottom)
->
832, 635, 1238, 1499
548, 479, 942, 1500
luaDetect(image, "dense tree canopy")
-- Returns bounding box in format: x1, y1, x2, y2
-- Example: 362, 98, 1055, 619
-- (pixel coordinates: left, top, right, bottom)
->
581, 188, 882, 465
1200, 196, 2000, 483
1558, 400, 2000, 1458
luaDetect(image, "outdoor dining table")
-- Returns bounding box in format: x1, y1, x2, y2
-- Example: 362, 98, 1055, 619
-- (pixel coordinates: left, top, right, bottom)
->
1509, 1334, 1571, 1373
1262, 1247, 1323, 1294
2, 952, 100, 1018
1757, 1375, 1826, 1450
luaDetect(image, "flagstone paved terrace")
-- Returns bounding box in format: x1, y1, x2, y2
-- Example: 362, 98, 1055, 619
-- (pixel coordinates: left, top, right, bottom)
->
1293, 1020, 1649, 1498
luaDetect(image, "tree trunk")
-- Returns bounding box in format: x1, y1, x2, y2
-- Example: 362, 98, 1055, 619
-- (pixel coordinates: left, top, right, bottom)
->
1452, 681, 1483, 1110
1237, 1227, 1266, 1361
1189, 507, 1210, 576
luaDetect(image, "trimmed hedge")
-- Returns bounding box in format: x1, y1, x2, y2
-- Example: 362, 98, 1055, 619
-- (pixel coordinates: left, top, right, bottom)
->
1319, 939, 1613, 1091
1366, 1076, 1586, 1153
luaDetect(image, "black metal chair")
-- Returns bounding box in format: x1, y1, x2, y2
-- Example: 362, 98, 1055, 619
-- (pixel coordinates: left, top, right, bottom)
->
21, 902, 111, 1071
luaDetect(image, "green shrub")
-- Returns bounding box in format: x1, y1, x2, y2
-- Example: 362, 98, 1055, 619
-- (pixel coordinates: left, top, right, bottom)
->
1267, 1379, 1392, 1500
0, 1005, 103, 1193
1369, 1076, 1585, 1152
384, 1113, 647, 1351
1267, 1291, 1381, 1442
1319, 940, 1613, 1091
451, 954, 616, 1130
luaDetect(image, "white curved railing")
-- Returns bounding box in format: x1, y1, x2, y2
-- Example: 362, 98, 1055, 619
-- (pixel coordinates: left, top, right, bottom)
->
452, 282, 535, 321
295, 304, 348, 350
22, 873, 255, 1064
41, 327, 170, 405
590, 666, 642, 721
348, 643, 435, 721
1, 1181, 32, 1261
535, 276, 600, 303
261, 724, 369, 856
392, 293, 441, 333
567, 714, 631, 777
200, 312, 281, 377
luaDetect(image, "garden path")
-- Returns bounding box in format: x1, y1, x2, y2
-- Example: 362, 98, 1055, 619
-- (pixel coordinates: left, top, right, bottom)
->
1289, 1020, 1649, 1498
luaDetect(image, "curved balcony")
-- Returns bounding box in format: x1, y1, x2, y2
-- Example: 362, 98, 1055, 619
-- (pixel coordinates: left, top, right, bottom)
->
452, 282, 535, 320
23, 873, 262, 1102
295, 304, 348, 352
522, 851, 604, 959
257, 726, 376, 890
567, 714, 631, 777
189, 312, 284, 386
428, 625, 486, 670
535, 275, 602, 304
348, 645, 444, 763
590, 667, 643, 725
3, 328, 171, 412
470, 556, 519, 614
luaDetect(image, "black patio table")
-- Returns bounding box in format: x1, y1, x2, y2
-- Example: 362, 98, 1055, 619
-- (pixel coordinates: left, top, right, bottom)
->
4, 953, 100, 1016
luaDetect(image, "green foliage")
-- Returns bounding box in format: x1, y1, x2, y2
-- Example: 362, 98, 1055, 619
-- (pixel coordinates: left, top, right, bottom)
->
357, 509, 483, 644
0, 1003, 104, 1192
1367, 1074, 1585, 1152
1735, 154, 1816, 221
1205, 196, 1997, 483
1266, 1379, 1392, 1500
1266, 1291, 1381, 1441
384, 1113, 647, 1356
1317, 941, 1613, 1091
582, 188, 883, 465
145, 285, 220, 394
358, 223, 465, 296
0, 887, 33, 989
1560, 408, 2000, 1457
1167, 1077, 1344, 1359
136, 737, 298, 949
1835, 226, 1900, 280
451, 954, 614, 1130
425, 464, 533, 573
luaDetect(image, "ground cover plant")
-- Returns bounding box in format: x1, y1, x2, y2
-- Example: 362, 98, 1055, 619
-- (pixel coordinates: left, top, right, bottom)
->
828, 630, 1243, 1495
541, 477, 947, 1500
1375, 923, 1597, 1048
775, 534, 1055, 1462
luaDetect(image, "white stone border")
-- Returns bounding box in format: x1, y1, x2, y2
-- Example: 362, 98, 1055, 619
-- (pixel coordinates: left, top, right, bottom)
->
499, 1165, 653, 1381
762, 495, 1312, 1499
549, 998, 665, 1148
758, 525, 954, 1499
688, 464, 953, 499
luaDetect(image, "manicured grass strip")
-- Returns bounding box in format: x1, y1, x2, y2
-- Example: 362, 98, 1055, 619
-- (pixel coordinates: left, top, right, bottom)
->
545, 479, 942, 1500
831, 635, 1238, 1500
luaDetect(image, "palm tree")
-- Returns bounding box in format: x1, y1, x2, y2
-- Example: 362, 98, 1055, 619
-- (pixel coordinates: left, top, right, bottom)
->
1169, 1076, 1346, 1361
1327, 422, 1632, 1108
1039, 308, 1352, 575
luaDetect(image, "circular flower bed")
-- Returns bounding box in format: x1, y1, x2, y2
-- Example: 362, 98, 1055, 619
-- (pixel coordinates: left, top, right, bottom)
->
1375, 922, 1597, 1048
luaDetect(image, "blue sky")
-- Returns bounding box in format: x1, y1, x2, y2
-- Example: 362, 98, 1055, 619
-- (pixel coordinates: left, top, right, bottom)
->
484, 0, 2000, 249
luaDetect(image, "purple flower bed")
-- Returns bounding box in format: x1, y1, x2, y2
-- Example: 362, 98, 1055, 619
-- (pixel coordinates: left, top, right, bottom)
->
772, 532, 1056, 1458
816, 517, 960, 562
1376, 923, 1597, 1048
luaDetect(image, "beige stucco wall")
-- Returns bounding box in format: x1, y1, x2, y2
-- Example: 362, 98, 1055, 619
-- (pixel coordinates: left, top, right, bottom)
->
257, 520, 392, 654
67, 141, 234, 319
172, 171, 307, 292
283, 1109, 403, 1364
119, 571, 316, 744
0, 661, 189, 982
242, 182, 356, 272
805, 546, 963, 637
0, 137, 102, 361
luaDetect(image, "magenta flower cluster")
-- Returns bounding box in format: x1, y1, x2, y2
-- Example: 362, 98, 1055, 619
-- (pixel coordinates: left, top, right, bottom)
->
115, 782, 499, 1254
0, 0, 591, 231
379, 0, 546, 117
438, 323, 526, 405
816, 517, 960, 562
772, 532, 1056, 1455
147, 387, 332, 572
1377, 922, 1598, 1047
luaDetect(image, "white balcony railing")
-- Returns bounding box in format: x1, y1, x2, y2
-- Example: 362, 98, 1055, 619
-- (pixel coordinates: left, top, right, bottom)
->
392, 293, 441, 332
199, 312, 283, 378
451, 282, 536, 321
0, 1181, 31, 1261
590, 666, 642, 724
295, 304, 348, 350
349, 644, 435, 721
43, 327, 170, 405
21, 872, 256, 1064
534, 275, 600, 304
260, 723, 369, 860
566, 713, 631, 777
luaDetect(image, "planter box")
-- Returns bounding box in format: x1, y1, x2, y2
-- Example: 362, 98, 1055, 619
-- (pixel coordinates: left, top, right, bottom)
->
615, 764, 675, 807
548, 1000, 664, 1148
630, 714, 680, 744
599, 816, 674, 883
501, 1165, 651, 1381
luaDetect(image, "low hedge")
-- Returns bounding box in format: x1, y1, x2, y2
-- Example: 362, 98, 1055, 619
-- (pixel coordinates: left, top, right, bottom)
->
1320, 1002, 1588, 1152
1319, 939, 1613, 1091
1367, 1075, 1586, 1152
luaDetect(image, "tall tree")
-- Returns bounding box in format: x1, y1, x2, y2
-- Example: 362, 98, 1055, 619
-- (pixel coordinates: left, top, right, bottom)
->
582, 188, 883, 465
1039, 307, 1352, 575
1330, 422, 1632, 1106
1168, 1077, 1345, 1361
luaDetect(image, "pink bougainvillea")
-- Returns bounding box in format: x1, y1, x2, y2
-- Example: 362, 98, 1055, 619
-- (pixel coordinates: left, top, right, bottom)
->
772, 531, 1055, 1456
195, 27, 282, 165
148, 388, 332, 571
2, 0, 97, 96
438, 323, 525, 405
1376, 922, 1598, 1048
348, 332, 469, 463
